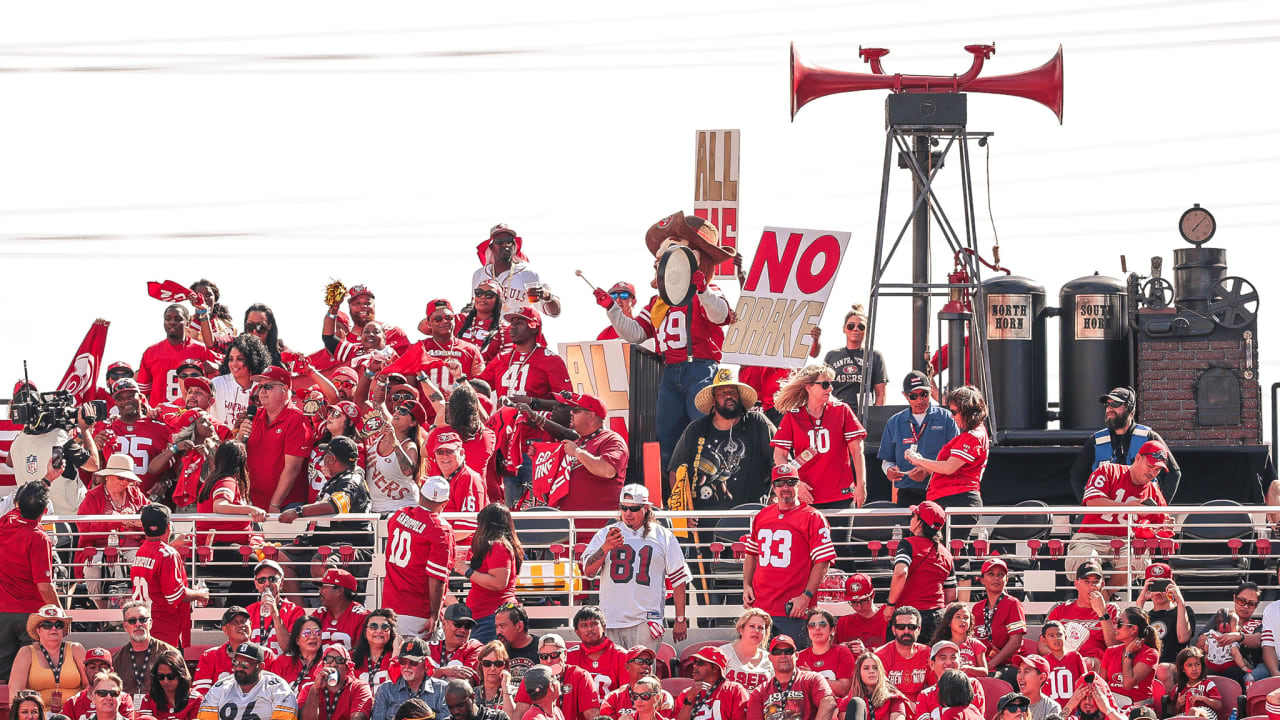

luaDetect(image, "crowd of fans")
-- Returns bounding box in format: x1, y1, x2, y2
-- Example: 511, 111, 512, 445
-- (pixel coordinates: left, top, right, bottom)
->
0, 218, 1269, 720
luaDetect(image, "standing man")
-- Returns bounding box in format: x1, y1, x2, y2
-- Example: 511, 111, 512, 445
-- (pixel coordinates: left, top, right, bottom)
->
473, 224, 562, 317
877, 371, 959, 507
1070, 387, 1180, 502
384, 477, 455, 638
372, 637, 450, 720
557, 394, 629, 523
595, 211, 733, 473
971, 558, 1027, 686
98, 377, 176, 496
137, 304, 218, 407
672, 646, 749, 720
130, 504, 209, 648
435, 434, 488, 542
241, 366, 313, 513
478, 308, 571, 401
1040, 561, 1120, 662
0, 482, 59, 683
113, 600, 179, 694
746, 635, 836, 720
390, 299, 486, 392
196, 642, 297, 720
875, 607, 931, 703
581, 485, 692, 650
742, 464, 836, 645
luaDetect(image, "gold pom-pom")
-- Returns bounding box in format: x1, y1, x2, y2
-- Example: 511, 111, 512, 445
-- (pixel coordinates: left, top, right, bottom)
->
324, 280, 347, 307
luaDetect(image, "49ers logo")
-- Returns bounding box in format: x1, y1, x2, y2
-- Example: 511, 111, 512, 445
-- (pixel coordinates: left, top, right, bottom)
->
59, 352, 97, 397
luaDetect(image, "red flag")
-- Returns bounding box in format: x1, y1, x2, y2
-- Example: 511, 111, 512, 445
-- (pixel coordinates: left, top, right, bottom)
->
381, 342, 445, 377
0, 419, 21, 488
529, 440, 571, 507
56, 319, 110, 404
146, 280, 193, 303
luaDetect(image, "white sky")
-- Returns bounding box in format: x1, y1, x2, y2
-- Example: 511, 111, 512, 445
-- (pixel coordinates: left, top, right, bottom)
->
2, 0, 1278, 436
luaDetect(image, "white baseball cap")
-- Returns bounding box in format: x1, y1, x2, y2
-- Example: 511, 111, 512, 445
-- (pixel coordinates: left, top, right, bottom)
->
420, 475, 450, 503
619, 484, 650, 506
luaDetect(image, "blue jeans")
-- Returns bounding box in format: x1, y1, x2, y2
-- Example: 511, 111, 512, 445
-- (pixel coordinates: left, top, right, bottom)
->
1247, 664, 1272, 682
657, 359, 718, 472
471, 613, 497, 644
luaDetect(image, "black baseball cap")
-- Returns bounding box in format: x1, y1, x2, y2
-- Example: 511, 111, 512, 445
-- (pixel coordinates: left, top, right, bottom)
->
140, 503, 171, 536
233, 642, 265, 663
443, 604, 476, 627
222, 606, 251, 625
1099, 387, 1136, 407
1076, 561, 1104, 580
320, 436, 360, 464
903, 371, 931, 394
996, 693, 1030, 714
398, 637, 427, 661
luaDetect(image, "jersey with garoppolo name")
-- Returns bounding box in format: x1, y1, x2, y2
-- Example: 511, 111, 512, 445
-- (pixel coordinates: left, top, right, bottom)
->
313, 603, 370, 650
566, 638, 629, 697
972, 593, 1027, 660
675, 680, 750, 720
1046, 600, 1120, 660
130, 538, 192, 648
836, 612, 889, 649
745, 671, 833, 720
893, 535, 957, 611
443, 465, 488, 540
628, 290, 729, 364
1079, 462, 1168, 537
137, 338, 218, 406
1042, 651, 1088, 704
926, 425, 990, 501
383, 506, 454, 620
797, 645, 855, 695
583, 521, 692, 632
478, 346, 572, 401
772, 401, 867, 504
744, 503, 836, 617
875, 643, 931, 702
914, 676, 986, 720
104, 416, 175, 493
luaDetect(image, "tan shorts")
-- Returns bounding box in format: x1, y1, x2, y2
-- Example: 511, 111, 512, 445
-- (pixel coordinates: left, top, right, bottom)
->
1065, 532, 1152, 575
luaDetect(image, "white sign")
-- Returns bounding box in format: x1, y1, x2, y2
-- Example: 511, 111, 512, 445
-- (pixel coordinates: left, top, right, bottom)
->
693, 129, 740, 278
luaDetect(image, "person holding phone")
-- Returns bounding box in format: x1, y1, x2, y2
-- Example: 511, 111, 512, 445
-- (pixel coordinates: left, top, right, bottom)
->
1135, 563, 1194, 669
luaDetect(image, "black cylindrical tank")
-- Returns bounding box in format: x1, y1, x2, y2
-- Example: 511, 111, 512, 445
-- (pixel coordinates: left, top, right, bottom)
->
1173, 247, 1228, 313
983, 275, 1047, 430
1059, 274, 1129, 430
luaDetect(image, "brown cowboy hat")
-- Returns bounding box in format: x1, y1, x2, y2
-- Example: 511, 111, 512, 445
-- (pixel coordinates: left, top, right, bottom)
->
644, 211, 736, 278
27, 604, 71, 639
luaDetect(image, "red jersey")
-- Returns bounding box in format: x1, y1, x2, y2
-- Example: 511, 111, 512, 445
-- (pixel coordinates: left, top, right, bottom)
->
137, 338, 217, 406
1100, 644, 1158, 706
556, 664, 603, 720
384, 505, 455, 619
193, 642, 279, 694
598, 685, 674, 720
914, 676, 985, 720
0, 513, 54, 613
297, 677, 374, 720
195, 477, 257, 546
956, 639, 987, 669
738, 366, 789, 412
130, 538, 193, 648
926, 425, 989, 501
797, 645, 855, 695
836, 612, 889, 649
313, 602, 370, 650
850, 694, 908, 720
346, 324, 412, 355
893, 536, 956, 612
355, 651, 400, 690
478, 346, 572, 401
428, 638, 482, 676
105, 417, 175, 493
1079, 463, 1168, 537
633, 291, 730, 364
465, 541, 518, 618
77, 483, 148, 549
1046, 600, 1120, 660
247, 598, 306, 654
675, 681, 749, 720
140, 694, 200, 720
426, 425, 500, 502
772, 401, 867, 504
1178, 679, 1221, 717
971, 593, 1027, 661
1042, 651, 1088, 704
567, 638, 629, 697
875, 643, 931, 702
744, 503, 837, 617
245, 405, 313, 510
556, 429, 629, 525
745, 670, 833, 720
410, 337, 486, 387
443, 465, 488, 539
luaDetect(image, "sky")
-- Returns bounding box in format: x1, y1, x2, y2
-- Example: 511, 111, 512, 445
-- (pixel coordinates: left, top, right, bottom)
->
2, 0, 1277, 436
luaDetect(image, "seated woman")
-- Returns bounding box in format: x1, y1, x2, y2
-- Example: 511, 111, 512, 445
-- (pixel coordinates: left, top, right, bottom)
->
717, 609, 774, 691
140, 649, 200, 720
269, 616, 324, 695
352, 609, 401, 691
8, 606, 88, 714
798, 608, 855, 697
932, 602, 989, 678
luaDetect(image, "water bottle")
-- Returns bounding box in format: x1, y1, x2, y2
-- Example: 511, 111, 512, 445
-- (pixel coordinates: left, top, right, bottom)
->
892, 527, 902, 542
1228, 708, 1238, 720
260, 591, 273, 618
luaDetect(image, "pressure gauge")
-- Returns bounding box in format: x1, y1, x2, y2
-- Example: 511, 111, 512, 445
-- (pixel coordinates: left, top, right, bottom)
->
1179, 204, 1216, 246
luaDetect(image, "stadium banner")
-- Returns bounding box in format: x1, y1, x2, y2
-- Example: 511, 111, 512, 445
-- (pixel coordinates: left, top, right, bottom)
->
720, 226, 850, 368
558, 339, 630, 440
692, 129, 740, 278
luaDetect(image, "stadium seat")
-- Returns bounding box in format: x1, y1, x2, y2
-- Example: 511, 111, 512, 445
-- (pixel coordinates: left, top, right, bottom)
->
848, 501, 904, 562
512, 506, 571, 560
1207, 675, 1243, 716
1243, 675, 1280, 717
656, 642, 677, 679
1169, 500, 1253, 595
0, 684, 8, 716
977, 676, 1013, 719
662, 677, 693, 696
706, 504, 765, 606
677, 640, 723, 677
989, 501, 1052, 569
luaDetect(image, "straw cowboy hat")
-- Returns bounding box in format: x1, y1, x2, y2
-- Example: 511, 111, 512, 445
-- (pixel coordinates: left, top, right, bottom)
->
27, 604, 71, 639
693, 368, 759, 415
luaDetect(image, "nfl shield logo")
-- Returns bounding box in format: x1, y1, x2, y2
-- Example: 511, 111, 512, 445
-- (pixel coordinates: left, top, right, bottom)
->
25, 454, 38, 475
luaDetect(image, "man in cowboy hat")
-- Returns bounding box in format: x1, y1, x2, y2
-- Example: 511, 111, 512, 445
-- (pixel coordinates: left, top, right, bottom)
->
593, 211, 735, 473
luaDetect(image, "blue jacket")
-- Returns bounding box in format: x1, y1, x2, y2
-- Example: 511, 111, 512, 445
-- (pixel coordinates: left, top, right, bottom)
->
877, 404, 960, 490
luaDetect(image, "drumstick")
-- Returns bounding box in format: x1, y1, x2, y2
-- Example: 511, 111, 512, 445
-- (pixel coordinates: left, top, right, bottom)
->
575, 270, 597, 291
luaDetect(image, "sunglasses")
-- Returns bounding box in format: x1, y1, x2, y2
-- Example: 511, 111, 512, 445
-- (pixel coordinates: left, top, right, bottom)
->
907, 390, 930, 400
177, 372, 203, 379
94, 690, 121, 698
474, 290, 498, 300
846, 323, 866, 331
481, 660, 506, 668
334, 380, 356, 389
770, 648, 796, 656
619, 504, 645, 513
245, 322, 271, 334
155, 673, 177, 681
254, 575, 280, 584
1236, 596, 1260, 608
630, 691, 659, 701
390, 393, 414, 403
1105, 401, 1127, 409
610, 291, 634, 300
301, 629, 322, 638
257, 383, 281, 393
124, 616, 151, 625
1005, 703, 1030, 712
232, 659, 259, 669
807, 620, 830, 628
399, 658, 424, 666
630, 657, 655, 666
367, 622, 392, 631
773, 477, 799, 487
38, 621, 64, 630
809, 381, 833, 389
1116, 622, 1137, 628
323, 657, 346, 665
538, 652, 564, 661
894, 623, 920, 630
107, 371, 133, 380
396, 406, 414, 417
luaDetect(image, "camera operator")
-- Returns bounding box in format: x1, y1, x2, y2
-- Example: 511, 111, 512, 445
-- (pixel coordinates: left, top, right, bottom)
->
5, 382, 102, 518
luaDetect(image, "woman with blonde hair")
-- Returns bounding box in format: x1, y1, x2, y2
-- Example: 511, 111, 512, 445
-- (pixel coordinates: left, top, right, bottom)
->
849, 652, 908, 720
772, 364, 868, 509
717, 608, 774, 690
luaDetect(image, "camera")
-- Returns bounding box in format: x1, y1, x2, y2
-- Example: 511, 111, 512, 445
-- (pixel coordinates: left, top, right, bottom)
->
12, 389, 106, 431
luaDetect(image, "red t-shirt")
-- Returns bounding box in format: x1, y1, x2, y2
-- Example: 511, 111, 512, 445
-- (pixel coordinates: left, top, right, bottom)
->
478, 347, 572, 400
745, 503, 837, 617
633, 291, 729, 364
738, 366, 788, 412
195, 477, 257, 546
384, 505, 455, 619
428, 638, 483, 676
67, 689, 136, 720
426, 425, 500, 503
130, 539, 192, 648
567, 639, 629, 697
926, 425, 989, 501
1043, 651, 1088, 704
247, 598, 306, 654
893, 536, 956, 612
1079, 463, 1168, 537
246, 405, 313, 509
313, 602, 371, 650
0, 514, 54, 613
466, 540, 518, 618
1045, 600, 1120, 660
104, 417, 176, 493
443, 465, 489, 539
140, 694, 200, 720
797, 644, 855, 695
675, 681, 750, 720
875, 643, 931, 702
772, 401, 867, 504
956, 639, 988, 670
1100, 644, 1158, 706
556, 429, 629, 527
836, 612, 889, 649
971, 593, 1027, 662
297, 677, 375, 719
137, 338, 217, 407
745, 671, 833, 720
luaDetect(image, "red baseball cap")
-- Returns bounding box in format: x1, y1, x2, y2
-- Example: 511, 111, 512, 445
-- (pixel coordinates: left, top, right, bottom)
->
771, 463, 800, 482
688, 645, 728, 671
320, 568, 357, 592
911, 501, 946, 528
1020, 653, 1051, 677
504, 306, 542, 329
769, 635, 797, 652
476, 279, 502, 293
1145, 563, 1173, 580
106, 361, 134, 374
565, 393, 607, 418
182, 376, 213, 395
1137, 441, 1170, 472
251, 366, 292, 385
607, 281, 637, 296
981, 557, 1009, 575
625, 646, 658, 663
85, 647, 113, 666
347, 285, 374, 301
845, 572, 874, 600
331, 366, 359, 385
425, 298, 454, 316
490, 223, 518, 239
332, 401, 359, 419
399, 400, 427, 425
434, 431, 464, 452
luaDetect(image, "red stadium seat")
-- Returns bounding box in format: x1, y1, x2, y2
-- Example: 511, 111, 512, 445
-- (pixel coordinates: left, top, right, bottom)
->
1244, 675, 1280, 717
977, 676, 1013, 719
655, 642, 677, 679
1207, 675, 1242, 719
662, 677, 693, 697
677, 640, 722, 678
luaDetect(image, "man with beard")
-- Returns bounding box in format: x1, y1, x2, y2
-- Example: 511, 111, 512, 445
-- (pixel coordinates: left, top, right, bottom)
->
745, 635, 835, 720
877, 372, 959, 508
445, 678, 511, 720
1070, 387, 1180, 503
556, 394, 628, 524
197, 642, 298, 720
95, 377, 176, 496
386, 299, 485, 395
137, 304, 218, 406
874, 607, 931, 703
472, 224, 562, 317
340, 284, 412, 355
672, 646, 748, 720
111, 600, 179, 694
195, 608, 280, 695
478, 308, 571, 401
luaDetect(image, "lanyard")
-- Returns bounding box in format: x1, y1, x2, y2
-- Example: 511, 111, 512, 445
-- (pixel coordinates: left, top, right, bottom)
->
908, 415, 926, 446
40, 642, 66, 685
981, 593, 1005, 641
131, 644, 152, 688
691, 679, 722, 718
323, 686, 340, 719
291, 655, 318, 693
771, 674, 797, 707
